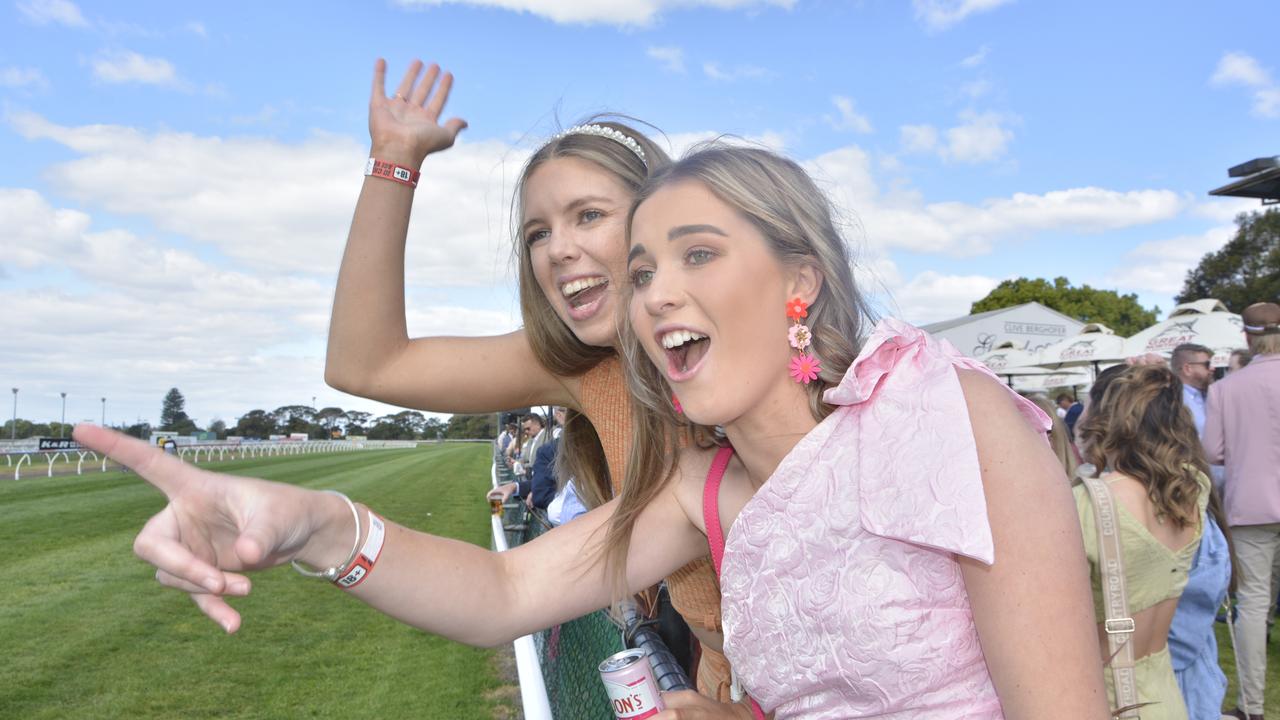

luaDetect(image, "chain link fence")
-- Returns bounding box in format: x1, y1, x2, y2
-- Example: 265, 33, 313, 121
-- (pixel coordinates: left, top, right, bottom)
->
491, 454, 692, 719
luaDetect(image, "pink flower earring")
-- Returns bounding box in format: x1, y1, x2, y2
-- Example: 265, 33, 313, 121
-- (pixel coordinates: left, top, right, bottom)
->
787, 297, 821, 384
672, 392, 683, 415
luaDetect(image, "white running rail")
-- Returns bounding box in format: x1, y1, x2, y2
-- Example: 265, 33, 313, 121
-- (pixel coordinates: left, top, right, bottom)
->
490, 457, 553, 720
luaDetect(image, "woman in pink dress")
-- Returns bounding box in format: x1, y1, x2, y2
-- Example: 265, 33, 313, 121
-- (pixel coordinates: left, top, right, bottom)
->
76, 143, 1107, 719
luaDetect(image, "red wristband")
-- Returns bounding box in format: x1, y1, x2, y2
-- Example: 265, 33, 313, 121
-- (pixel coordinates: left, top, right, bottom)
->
334, 511, 386, 589
364, 158, 420, 188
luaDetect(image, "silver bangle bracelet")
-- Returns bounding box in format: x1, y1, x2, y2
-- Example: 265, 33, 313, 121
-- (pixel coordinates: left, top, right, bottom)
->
290, 490, 361, 581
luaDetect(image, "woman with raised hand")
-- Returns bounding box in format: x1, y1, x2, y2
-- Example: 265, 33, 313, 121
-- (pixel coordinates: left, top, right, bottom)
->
1074, 365, 1217, 719
81, 142, 1106, 719
323, 59, 736, 700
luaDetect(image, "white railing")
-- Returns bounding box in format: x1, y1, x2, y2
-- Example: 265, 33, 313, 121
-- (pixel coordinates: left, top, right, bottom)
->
2, 439, 419, 480
490, 456, 553, 720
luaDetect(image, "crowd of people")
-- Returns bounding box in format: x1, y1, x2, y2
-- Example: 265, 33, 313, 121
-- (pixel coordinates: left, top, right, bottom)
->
69, 58, 1280, 720
1021, 306, 1280, 720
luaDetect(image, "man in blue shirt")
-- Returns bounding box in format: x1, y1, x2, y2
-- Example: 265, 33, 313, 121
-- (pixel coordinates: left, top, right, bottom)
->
1173, 343, 1214, 435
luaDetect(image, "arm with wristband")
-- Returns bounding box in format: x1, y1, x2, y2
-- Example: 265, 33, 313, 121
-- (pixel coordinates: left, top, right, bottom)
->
324, 57, 577, 415
77, 423, 706, 647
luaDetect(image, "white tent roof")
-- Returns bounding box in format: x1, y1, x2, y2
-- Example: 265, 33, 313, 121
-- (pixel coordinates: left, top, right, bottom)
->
1124, 301, 1246, 366
1036, 323, 1130, 368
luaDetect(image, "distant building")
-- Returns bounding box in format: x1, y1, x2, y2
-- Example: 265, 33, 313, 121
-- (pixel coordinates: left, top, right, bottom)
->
922, 302, 1086, 359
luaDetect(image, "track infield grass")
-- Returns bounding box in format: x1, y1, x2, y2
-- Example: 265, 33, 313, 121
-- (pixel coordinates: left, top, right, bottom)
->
0, 444, 519, 719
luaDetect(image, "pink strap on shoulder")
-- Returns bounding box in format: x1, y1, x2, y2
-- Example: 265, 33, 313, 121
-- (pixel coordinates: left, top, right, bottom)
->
703, 445, 736, 578
701, 445, 766, 720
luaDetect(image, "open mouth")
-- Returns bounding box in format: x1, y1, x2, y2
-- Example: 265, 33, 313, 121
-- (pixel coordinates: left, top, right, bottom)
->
660, 329, 711, 380
560, 277, 609, 319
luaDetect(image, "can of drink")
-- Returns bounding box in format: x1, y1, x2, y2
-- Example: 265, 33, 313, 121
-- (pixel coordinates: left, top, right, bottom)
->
598, 648, 664, 719
488, 494, 504, 516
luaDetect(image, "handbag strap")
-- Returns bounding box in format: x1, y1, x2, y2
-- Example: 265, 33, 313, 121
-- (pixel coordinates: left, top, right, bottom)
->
1080, 475, 1140, 718
702, 445, 766, 720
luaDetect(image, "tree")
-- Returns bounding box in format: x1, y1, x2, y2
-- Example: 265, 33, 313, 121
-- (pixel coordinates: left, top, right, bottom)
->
1177, 208, 1280, 313
344, 411, 372, 436
159, 388, 200, 434
208, 419, 227, 440
445, 413, 496, 440
234, 409, 276, 439
316, 407, 346, 437
970, 277, 1159, 336
123, 421, 152, 440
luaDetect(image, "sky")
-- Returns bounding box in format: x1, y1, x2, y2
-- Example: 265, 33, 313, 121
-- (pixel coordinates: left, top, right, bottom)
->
1, 0, 1276, 430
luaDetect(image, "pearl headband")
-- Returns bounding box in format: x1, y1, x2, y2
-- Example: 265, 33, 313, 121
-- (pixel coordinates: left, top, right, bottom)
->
555, 124, 647, 166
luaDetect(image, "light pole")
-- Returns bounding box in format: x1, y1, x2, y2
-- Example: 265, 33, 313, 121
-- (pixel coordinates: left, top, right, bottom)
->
101, 397, 106, 426
60, 392, 67, 437
10, 388, 17, 440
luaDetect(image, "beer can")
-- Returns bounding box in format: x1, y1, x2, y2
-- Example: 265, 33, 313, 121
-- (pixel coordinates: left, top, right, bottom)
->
489, 496, 504, 516
598, 648, 664, 719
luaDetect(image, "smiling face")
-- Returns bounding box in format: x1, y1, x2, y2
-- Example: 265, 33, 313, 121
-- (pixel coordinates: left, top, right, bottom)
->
521, 157, 634, 348
627, 179, 817, 427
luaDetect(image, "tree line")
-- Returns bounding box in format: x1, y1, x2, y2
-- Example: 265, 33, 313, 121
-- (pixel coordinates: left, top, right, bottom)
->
1, 388, 496, 442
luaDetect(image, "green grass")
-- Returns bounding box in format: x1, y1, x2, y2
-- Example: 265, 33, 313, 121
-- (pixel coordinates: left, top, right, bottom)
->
0, 445, 517, 719
1215, 618, 1280, 713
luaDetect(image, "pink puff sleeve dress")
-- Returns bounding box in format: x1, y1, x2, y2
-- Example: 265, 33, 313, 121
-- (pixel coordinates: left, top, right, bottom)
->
715, 318, 1050, 719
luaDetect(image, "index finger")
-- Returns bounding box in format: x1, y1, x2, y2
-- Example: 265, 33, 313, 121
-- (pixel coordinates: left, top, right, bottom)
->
371, 57, 387, 101
73, 423, 194, 497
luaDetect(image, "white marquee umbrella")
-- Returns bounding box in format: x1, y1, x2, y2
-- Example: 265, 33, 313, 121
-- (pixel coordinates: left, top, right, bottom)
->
978, 342, 1091, 391
1010, 370, 1093, 393
1123, 299, 1246, 367
979, 341, 1047, 375
1036, 323, 1130, 375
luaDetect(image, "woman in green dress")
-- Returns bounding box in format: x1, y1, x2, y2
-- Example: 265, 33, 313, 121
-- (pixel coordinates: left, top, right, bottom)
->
1074, 364, 1212, 719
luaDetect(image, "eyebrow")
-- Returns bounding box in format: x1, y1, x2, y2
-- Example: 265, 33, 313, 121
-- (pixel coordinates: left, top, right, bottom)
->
521, 195, 616, 235
628, 224, 728, 264
669, 224, 727, 241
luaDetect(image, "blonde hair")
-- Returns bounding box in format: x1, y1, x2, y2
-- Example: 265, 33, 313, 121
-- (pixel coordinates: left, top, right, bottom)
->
511, 119, 673, 509
601, 143, 875, 594
1076, 365, 1207, 529
1249, 332, 1280, 355
1027, 393, 1079, 479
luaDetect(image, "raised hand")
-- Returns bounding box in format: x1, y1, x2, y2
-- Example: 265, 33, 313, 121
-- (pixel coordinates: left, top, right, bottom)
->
72, 424, 349, 633
369, 58, 468, 164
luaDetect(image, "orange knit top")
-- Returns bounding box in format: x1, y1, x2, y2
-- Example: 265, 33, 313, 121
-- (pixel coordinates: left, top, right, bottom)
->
579, 356, 733, 699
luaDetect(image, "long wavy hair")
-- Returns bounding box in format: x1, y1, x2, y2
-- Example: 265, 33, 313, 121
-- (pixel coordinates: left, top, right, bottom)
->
511, 118, 673, 509
1076, 365, 1208, 529
600, 143, 875, 595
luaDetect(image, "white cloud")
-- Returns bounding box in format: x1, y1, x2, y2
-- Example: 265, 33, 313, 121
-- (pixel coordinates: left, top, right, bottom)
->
647, 46, 685, 73
0, 66, 48, 89
888, 270, 1001, 324
900, 124, 939, 153
91, 50, 180, 87
941, 110, 1014, 163
899, 111, 1014, 163
9, 112, 521, 286
1210, 51, 1280, 119
1107, 226, 1232, 294
912, 0, 1014, 32
1194, 196, 1258, 223
825, 95, 873, 134
961, 45, 990, 68
17, 0, 88, 27
805, 143, 1185, 256
1211, 52, 1270, 88
394, 0, 793, 26
185, 21, 207, 37
0, 187, 520, 426
702, 61, 773, 82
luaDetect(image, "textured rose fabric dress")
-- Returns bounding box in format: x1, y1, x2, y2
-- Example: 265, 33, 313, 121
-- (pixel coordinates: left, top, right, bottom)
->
718, 318, 1050, 719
